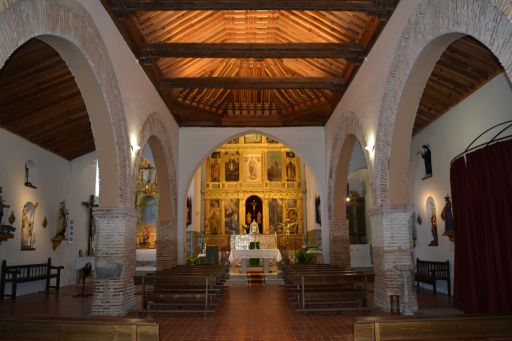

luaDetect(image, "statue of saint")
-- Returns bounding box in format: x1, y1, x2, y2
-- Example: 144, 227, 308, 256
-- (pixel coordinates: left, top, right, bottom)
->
250, 219, 259, 234
420, 145, 432, 177
210, 158, 220, 182
246, 211, 252, 226
442, 196, 455, 241
286, 160, 296, 181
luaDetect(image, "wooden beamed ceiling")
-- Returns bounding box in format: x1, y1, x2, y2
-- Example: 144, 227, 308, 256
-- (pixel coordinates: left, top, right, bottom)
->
414, 36, 504, 135
0, 39, 94, 160
105, 0, 398, 126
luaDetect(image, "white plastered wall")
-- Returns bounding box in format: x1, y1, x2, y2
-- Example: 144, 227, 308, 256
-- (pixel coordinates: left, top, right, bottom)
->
408, 73, 512, 294
0, 129, 96, 296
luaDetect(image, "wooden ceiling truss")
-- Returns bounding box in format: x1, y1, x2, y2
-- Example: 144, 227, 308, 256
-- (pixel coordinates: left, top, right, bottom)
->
104, 0, 398, 126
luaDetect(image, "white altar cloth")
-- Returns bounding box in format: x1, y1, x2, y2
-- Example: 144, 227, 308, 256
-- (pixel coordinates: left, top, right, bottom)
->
229, 248, 282, 263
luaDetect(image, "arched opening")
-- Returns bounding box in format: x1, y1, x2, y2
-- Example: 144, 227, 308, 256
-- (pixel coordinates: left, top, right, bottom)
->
184, 133, 323, 267
389, 33, 510, 313
0, 38, 104, 295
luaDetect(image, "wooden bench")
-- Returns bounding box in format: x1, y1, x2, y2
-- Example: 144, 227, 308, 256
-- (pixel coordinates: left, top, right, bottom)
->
295, 273, 372, 313
0, 258, 64, 300
0, 316, 158, 341
353, 315, 512, 340
141, 272, 225, 315
415, 258, 451, 296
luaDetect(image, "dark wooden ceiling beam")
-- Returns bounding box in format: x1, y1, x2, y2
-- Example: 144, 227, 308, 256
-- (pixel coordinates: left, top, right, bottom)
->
111, 0, 389, 17
161, 77, 346, 89
140, 43, 365, 64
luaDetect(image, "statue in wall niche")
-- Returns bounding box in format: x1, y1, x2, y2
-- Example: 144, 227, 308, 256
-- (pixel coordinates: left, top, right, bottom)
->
21, 202, 38, 250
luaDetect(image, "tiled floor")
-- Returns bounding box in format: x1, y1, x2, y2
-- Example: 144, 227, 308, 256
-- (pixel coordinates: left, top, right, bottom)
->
0, 283, 459, 341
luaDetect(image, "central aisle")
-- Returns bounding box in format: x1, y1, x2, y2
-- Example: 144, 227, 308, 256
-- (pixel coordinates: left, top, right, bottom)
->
156, 284, 358, 340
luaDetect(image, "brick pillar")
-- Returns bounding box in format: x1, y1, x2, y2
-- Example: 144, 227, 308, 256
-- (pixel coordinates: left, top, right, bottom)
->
91, 207, 137, 316
369, 205, 418, 313
329, 219, 350, 266
156, 219, 177, 270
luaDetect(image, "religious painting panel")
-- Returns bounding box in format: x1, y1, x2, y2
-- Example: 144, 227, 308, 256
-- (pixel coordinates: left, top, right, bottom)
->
224, 199, 239, 235
243, 153, 262, 182
209, 152, 221, 182
225, 151, 240, 182
244, 134, 262, 144
269, 198, 283, 233
207, 199, 222, 235
286, 199, 298, 234
267, 151, 282, 182
285, 152, 297, 182
21, 201, 38, 250
137, 195, 158, 249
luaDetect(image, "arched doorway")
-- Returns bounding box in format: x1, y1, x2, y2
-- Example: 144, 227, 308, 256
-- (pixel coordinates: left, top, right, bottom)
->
245, 195, 263, 234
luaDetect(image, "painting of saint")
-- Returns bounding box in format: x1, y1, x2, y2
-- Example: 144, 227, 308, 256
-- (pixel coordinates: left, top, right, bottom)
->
267, 151, 282, 181
286, 159, 296, 181
243, 153, 262, 181
269, 198, 283, 233
210, 156, 221, 182
207, 199, 221, 235
224, 199, 239, 235
244, 134, 262, 144
225, 151, 239, 181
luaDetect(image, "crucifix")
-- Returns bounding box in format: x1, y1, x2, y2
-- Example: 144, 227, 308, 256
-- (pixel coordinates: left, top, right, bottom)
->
82, 194, 98, 256
251, 199, 257, 216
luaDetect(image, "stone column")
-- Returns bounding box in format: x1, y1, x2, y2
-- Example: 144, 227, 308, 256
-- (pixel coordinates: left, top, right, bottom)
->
157, 219, 177, 269
328, 219, 350, 266
91, 207, 137, 316
368, 205, 418, 313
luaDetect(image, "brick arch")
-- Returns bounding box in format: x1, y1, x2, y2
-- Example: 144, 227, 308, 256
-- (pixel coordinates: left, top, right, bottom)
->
375, 0, 512, 206
134, 113, 178, 268
0, 0, 130, 207
328, 112, 373, 221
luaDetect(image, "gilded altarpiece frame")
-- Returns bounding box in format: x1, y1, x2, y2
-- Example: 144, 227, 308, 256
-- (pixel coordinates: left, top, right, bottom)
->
203, 135, 304, 251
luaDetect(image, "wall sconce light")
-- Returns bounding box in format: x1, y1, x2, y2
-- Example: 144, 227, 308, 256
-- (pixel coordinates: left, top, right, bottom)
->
365, 143, 375, 152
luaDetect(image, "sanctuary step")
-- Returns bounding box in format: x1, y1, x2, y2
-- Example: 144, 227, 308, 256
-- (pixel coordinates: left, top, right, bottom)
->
247, 272, 265, 286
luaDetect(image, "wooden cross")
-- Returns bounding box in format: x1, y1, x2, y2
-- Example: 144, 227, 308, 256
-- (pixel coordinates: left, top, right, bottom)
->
82, 194, 98, 256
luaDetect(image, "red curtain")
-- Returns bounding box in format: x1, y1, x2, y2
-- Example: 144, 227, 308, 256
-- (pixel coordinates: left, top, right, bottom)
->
451, 139, 512, 314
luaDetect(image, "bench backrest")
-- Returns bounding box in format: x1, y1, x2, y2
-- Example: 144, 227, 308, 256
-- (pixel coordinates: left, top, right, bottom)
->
354, 315, 512, 341
416, 258, 449, 279
1, 258, 52, 282
0, 316, 159, 341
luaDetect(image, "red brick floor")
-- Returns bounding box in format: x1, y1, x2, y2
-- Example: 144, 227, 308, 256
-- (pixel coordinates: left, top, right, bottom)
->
152, 284, 371, 341
0, 284, 474, 341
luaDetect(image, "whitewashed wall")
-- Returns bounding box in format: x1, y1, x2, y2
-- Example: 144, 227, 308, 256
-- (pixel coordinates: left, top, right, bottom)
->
0, 129, 96, 296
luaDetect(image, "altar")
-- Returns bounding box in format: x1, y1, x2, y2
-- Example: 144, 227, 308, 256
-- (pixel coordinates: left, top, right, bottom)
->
229, 235, 280, 273
229, 248, 282, 273
230, 234, 277, 250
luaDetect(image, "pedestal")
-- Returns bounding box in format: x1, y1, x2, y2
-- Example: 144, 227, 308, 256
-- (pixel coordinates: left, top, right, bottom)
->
395, 264, 415, 315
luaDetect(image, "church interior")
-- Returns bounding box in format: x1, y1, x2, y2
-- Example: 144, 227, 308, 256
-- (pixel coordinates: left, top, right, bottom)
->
0, 0, 512, 340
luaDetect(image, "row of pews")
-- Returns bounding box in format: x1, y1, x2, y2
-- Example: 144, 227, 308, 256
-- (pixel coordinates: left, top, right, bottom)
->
140, 264, 229, 316
281, 263, 374, 313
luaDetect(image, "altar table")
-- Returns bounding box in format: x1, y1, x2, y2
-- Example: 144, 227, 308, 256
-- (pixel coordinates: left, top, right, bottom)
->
229, 249, 282, 273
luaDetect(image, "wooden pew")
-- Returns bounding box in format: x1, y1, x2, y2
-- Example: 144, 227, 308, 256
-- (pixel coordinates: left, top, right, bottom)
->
141, 271, 226, 315
0, 316, 158, 341
295, 273, 373, 313
353, 315, 512, 341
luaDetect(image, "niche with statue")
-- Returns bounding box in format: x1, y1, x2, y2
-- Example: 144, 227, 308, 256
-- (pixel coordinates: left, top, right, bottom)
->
135, 158, 159, 249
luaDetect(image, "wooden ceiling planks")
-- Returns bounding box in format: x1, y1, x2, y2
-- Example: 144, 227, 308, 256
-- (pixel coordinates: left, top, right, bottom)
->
0, 39, 94, 160
414, 36, 503, 135
105, 0, 398, 126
